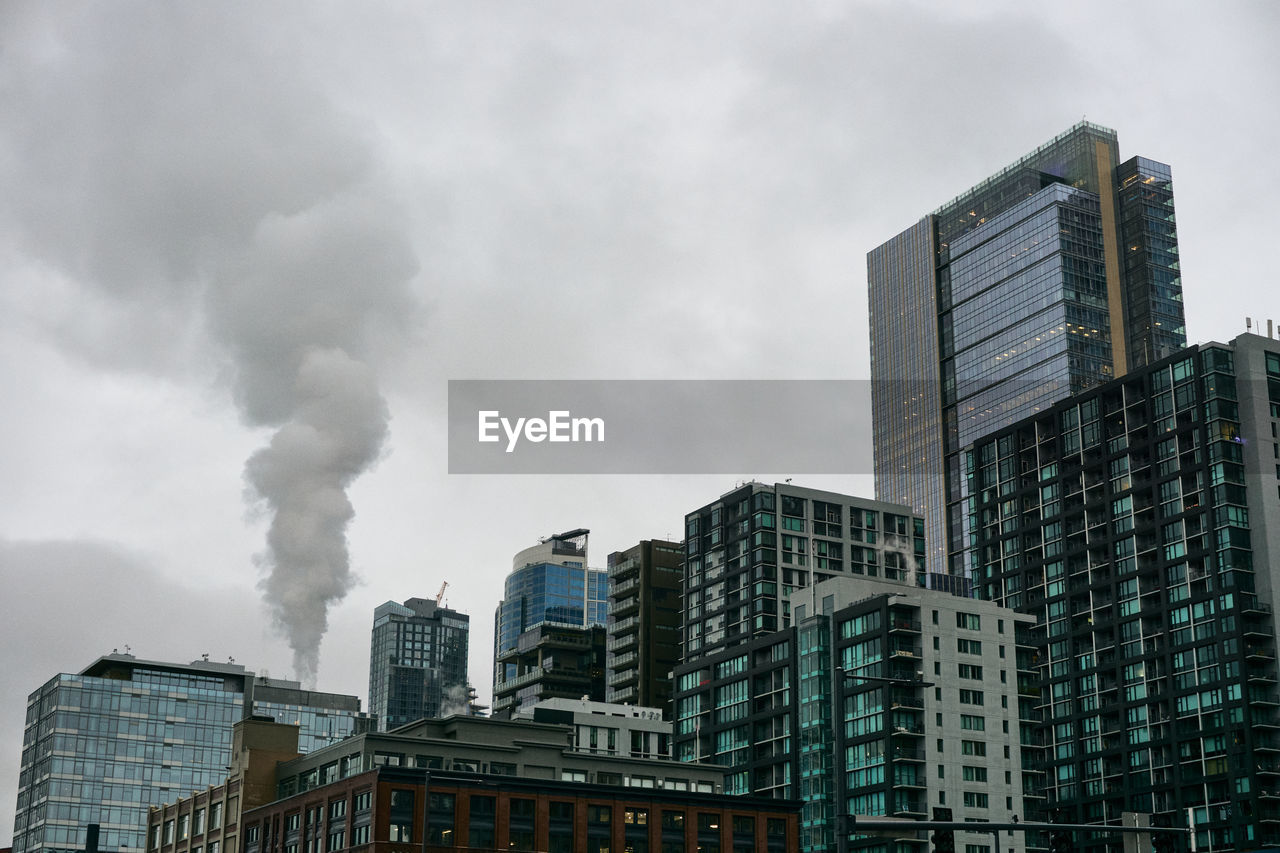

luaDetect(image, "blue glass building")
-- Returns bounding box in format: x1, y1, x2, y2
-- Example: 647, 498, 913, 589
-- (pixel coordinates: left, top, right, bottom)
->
492, 529, 608, 717
869, 122, 1186, 579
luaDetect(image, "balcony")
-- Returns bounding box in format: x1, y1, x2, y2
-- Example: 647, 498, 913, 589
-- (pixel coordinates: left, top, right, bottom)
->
610, 595, 640, 618
611, 576, 639, 597
889, 724, 924, 737
608, 686, 637, 704
607, 632, 637, 653
494, 666, 547, 693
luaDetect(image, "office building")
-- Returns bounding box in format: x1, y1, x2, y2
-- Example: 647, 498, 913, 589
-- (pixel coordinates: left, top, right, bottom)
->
673, 575, 1039, 853
493, 623, 607, 719
146, 718, 303, 853
245, 764, 799, 853
682, 482, 930, 662
968, 332, 1280, 850
868, 122, 1187, 576
368, 597, 470, 731
492, 530, 608, 718
13, 654, 364, 853
269, 714, 722, 797
605, 539, 683, 713
517, 697, 671, 760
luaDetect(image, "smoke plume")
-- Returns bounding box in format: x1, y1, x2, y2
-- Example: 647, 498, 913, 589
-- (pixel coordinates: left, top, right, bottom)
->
0, 5, 419, 686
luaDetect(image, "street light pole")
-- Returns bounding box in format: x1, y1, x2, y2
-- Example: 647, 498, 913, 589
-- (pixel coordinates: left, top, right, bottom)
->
833, 666, 935, 853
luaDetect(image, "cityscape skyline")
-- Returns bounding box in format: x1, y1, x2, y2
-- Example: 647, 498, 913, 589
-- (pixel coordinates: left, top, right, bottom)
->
4, 2, 1280, 847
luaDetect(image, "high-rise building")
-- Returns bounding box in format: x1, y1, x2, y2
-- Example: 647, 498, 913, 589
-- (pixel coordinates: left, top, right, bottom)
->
968, 332, 1280, 850
13, 654, 365, 853
868, 121, 1187, 576
673, 575, 1039, 853
605, 539, 683, 713
682, 482, 933, 662
492, 529, 608, 718
368, 597, 470, 731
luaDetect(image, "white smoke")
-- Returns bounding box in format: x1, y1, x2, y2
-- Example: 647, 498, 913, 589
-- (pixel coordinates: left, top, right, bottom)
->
439, 683, 474, 717
0, 5, 420, 687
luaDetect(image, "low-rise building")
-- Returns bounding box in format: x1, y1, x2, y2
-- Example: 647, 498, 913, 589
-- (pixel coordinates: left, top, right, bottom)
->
148, 718, 304, 853
242, 765, 798, 853
517, 697, 670, 760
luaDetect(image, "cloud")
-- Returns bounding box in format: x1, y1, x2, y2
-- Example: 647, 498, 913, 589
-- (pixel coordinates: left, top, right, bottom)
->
0, 3, 420, 685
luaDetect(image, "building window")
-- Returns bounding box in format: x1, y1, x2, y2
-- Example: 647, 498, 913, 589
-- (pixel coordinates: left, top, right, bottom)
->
329, 800, 346, 821
962, 766, 988, 782
163, 822, 175, 846
349, 826, 369, 847
193, 809, 206, 836
509, 798, 536, 852
353, 792, 371, 813
427, 793, 455, 847
469, 795, 496, 849
963, 792, 989, 809
959, 689, 984, 705
209, 803, 223, 830
549, 802, 574, 853
178, 815, 190, 841
957, 664, 983, 680
956, 612, 981, 630
326, 831, 345, 852
961, 740, 986, 756
960, 714, 985, 731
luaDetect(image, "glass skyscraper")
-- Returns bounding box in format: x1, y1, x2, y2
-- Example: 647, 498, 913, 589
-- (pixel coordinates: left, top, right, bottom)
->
868, 122, 1186, 578
967, 332, 1280, 850
367, 597, 470, 730
491, 529, 608, 717
13, 655, 362, 853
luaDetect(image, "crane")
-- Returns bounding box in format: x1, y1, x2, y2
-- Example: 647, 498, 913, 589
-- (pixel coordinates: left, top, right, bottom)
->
436, 581, 449, 605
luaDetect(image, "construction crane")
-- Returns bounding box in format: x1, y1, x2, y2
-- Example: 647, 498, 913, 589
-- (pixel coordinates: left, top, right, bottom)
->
435, 581, 449, 606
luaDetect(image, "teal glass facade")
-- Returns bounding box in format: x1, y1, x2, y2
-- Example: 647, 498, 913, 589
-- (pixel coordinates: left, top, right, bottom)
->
969, 334, 1280, 850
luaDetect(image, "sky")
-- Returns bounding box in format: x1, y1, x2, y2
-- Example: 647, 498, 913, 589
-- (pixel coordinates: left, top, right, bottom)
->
2, 0, 1279, 843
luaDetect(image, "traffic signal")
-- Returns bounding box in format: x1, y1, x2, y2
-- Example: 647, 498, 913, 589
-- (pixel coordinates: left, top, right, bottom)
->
932, 807, 954, 853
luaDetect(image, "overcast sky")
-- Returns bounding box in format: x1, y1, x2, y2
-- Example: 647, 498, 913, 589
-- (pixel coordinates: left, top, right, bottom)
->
3, 1, 1279, 843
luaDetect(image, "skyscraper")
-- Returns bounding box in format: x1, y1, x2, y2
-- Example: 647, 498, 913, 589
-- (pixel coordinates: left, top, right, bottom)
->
681, 481, 932, 663
868, 122, 1186, 577
968, 332, 1280, 849
368, 597, 470, 731
605, 539, 683, 713
673, 574, 1039, 853
492, 529, 608, 718
13, 654, 364, 853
